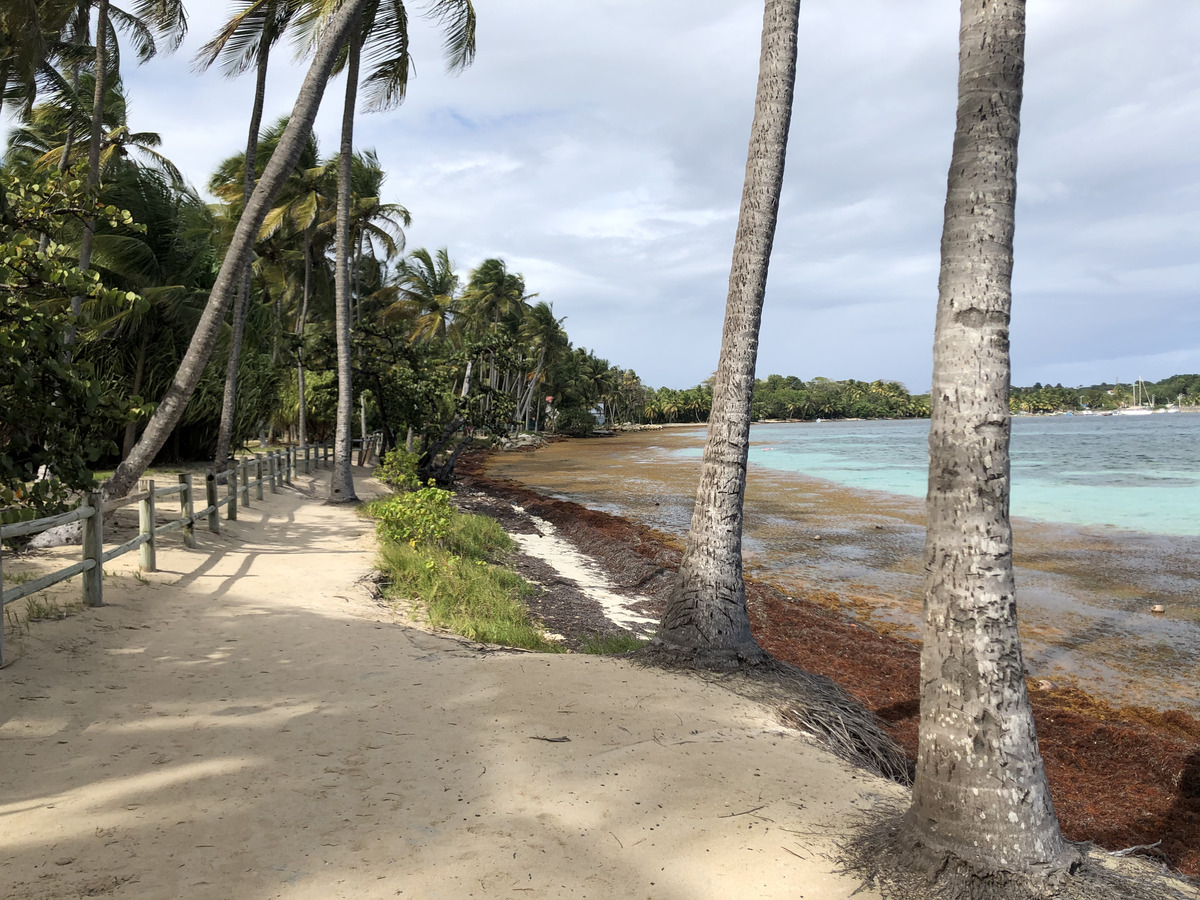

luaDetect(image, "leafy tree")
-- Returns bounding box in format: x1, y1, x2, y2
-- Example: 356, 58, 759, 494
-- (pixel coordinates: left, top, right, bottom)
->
72, 0, 188, 334
0, 171, 139, 520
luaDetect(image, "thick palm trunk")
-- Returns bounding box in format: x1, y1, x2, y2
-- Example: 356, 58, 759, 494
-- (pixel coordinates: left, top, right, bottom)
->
655, 0, 799, 663
103, 0, 368, 500
214, 30, 274, 467
68, 0, 109, 347
906, 0, 1075, 887
328, 21, 363, 502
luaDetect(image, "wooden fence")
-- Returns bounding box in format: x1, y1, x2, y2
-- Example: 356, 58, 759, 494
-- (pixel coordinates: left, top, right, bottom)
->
0, 441, 354, 667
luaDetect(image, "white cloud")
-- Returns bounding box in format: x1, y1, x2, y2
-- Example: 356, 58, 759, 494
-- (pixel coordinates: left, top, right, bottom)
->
3, 0, 1197, 391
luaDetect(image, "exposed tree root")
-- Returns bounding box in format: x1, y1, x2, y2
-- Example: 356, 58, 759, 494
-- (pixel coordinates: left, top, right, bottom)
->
841, 807, 1198, 900
631, 643, 912, 785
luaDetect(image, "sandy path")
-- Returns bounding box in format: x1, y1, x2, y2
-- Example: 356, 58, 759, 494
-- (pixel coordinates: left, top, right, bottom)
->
1, 469, 903, 899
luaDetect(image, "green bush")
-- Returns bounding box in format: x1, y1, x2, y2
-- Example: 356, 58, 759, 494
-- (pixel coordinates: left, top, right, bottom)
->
553, 407, 597, 437
375, 447, 420, 491
366, 484, 453, 547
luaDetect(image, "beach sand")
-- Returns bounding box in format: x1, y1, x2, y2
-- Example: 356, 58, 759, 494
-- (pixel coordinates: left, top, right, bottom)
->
1, 466, 907, 899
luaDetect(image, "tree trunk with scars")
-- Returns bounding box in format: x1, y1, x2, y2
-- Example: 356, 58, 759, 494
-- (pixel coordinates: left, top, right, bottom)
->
214, 25, 275, 468
101, 0, 368, 501
328, 19, 363, 503
904, 0, 1078, 890
655, 0, 799, 665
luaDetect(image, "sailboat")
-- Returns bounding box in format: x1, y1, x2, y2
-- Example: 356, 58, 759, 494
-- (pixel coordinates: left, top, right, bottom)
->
1115, 379, 1153, 416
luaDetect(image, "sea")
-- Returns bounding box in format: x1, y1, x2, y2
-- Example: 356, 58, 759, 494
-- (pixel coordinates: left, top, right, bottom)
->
484, 413, 1200, 713
726, 412, 1200, 537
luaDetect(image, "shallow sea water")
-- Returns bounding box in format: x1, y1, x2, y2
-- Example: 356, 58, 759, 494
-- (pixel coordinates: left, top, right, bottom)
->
485, 421, 1200, 714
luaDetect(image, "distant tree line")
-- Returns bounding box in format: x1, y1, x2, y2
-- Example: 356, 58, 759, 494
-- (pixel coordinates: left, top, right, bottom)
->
1011, 374, 1200, 413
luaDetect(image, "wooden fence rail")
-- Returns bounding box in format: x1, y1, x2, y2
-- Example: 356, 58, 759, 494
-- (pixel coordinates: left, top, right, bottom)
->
0, 442, 335, 667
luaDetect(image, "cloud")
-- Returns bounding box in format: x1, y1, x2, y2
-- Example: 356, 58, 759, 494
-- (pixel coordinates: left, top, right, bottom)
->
4, 0, 1196, 391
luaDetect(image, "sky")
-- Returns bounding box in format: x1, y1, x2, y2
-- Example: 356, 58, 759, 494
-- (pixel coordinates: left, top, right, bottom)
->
6, 0, 1198, 393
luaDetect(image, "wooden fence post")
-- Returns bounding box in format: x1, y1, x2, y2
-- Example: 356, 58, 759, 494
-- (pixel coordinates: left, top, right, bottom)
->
205, 468, 220, 534
1, 541, 7, 666
285, 448, 293, 486
180, 474, 196, 549
304, 445, 311, 474
226, 465, 238, 521
139, 479, 157, 571
269, 453, 279, 494
255, 454, 265, 501
240, 458, 251, 508
82, 492, 103, 607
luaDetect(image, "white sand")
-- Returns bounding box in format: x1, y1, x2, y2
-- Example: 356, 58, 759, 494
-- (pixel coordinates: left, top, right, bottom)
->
1, 468, 905, 899
509, 504, 658, 631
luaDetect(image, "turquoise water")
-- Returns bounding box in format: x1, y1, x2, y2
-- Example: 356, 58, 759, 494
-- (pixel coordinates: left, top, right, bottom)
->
675, 413, 1200, 536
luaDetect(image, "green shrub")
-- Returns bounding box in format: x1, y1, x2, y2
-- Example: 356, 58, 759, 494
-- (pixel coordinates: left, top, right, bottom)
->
366, 484, 453, 547
553, 407, 597, 437
375, 448, 420, 491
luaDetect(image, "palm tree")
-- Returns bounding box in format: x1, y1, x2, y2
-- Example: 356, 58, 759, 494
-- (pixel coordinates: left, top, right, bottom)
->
654, 0, 799, 664
395, 247, 461, 342
215, 119, 335, 447
516, 300, 566, 428
292, 0, 476, 502
0, 1, 77, 124
7, 72, 180, 181
898, 0, 1077, 892
103, 0, 368, 501
74, 0, 187, 332
196, 0, 302, 466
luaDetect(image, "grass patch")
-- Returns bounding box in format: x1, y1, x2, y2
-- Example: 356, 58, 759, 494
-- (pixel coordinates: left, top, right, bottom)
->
578, 632, 651, 655
24, 595, 79, 621
368, 490, 561, 652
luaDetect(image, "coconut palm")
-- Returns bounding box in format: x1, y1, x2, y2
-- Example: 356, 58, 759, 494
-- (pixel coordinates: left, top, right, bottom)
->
655, 0, 799, 663
103, 0, 367, 501
73, 0, 187, 329
388, 246, 460, 342
296, 0, 476, 502
345, 147, 409, 322
6, 72, 181, 181
516, 300, 567, 428
196, 0, 304, 466
0, 1, 79, 124
212, 117, 334, 447
898, 0, 1077, 891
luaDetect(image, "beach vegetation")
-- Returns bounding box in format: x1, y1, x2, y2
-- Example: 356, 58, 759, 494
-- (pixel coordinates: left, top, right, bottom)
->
579, 632, 649, 655
375, 447, 420, 491
367, 487, 560, 652
552, 407, 597, 437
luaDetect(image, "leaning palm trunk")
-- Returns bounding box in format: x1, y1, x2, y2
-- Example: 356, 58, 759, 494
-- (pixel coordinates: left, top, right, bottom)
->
214, 28, 275, 468
328, 20, 364, 503
904, 0, 1076, 889
655, 0, 799, 664
102, 0, 369, 501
